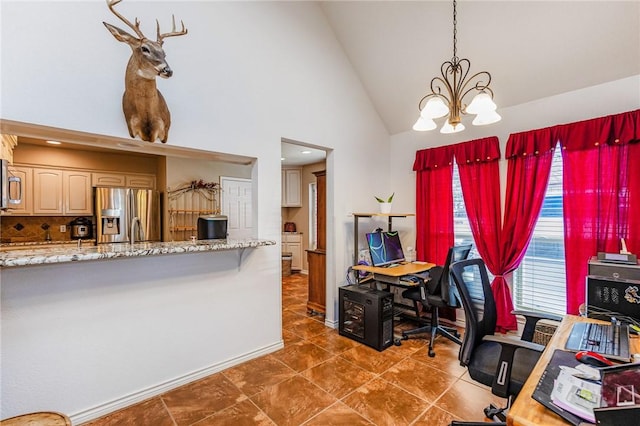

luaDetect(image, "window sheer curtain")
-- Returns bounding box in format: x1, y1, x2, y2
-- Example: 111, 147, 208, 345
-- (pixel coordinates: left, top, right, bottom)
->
558, 110, 640, 314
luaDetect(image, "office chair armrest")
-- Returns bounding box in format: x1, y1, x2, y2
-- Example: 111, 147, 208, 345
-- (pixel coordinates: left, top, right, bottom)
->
512, 310, 563, 342
482, 334, 546, 353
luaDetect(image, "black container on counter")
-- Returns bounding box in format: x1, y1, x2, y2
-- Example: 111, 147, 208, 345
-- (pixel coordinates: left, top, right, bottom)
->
197, 215, 228, 240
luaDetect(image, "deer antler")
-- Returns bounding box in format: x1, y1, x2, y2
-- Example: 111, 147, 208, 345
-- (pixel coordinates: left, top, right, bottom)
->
156, 15, 188, 45
106, 0, 145, 39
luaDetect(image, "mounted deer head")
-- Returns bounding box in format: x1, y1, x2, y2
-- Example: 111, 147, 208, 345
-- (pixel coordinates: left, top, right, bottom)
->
103, 0, 187, 143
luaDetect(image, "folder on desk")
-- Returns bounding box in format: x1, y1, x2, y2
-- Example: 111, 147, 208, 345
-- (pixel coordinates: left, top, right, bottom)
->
532, 349, 596, 426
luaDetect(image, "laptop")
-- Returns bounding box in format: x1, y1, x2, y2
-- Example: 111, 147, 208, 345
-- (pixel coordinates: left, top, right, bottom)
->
594, 362, 640, 425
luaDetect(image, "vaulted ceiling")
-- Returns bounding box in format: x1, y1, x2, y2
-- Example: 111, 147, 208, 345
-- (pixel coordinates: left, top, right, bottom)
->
320, 1, 640, 135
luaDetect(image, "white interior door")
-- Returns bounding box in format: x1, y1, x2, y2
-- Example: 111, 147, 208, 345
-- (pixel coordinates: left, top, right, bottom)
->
220, 176, 252, 239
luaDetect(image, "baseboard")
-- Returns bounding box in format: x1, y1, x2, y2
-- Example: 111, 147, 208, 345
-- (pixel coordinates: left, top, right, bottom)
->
69, 340, 284, 424
324, 317, 338, 329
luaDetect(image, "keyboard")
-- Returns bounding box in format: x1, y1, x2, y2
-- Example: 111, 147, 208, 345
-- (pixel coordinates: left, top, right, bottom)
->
565, 322, 631, 362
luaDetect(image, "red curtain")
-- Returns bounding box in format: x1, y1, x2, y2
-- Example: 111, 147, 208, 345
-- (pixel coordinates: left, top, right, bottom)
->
413, 145, 455, 264
454, 137, 518, 331
499, 130, 556, 330
559, 110, 640, 314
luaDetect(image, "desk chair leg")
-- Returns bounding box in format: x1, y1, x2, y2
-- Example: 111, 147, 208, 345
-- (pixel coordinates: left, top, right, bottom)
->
427, 308, 461, 357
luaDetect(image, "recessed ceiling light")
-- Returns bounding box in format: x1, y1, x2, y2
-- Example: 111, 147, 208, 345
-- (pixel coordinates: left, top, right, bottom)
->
281, 157, 285, 161
46, 140, 62, 145
301, 150, 312, 154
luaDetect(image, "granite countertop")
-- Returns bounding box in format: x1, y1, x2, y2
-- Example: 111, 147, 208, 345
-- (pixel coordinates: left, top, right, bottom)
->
0, 239, 276, 268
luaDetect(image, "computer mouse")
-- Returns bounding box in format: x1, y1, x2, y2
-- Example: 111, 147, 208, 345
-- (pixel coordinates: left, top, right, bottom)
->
575, 350, 614, 367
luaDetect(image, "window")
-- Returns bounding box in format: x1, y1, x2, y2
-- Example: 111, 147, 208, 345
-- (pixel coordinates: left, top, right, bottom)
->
513, 145, 566, 316
452, 162, 481, 258
309, 182, 317, 249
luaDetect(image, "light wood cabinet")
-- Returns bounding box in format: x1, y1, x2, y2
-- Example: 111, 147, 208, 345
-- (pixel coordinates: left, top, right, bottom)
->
33, 168, 63, 214
92, 172, 126, 187
92, 172, 155, 189
307, 170, 326, 314
281, 168, 302, 207
6, 166, 32, 214
63, 171, 92, 215
283, 233, 303, 271
126, 174, 155, 189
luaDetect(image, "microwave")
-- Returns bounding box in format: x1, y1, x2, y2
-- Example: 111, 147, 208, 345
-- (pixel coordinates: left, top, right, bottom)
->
1, 159, 22, 210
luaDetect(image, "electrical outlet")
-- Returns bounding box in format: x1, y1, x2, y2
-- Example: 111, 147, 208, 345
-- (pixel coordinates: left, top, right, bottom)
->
60, 225, 66, 232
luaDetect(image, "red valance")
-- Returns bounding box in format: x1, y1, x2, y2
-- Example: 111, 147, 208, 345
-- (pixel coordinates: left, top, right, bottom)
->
413, 145, 455, 171
453, 136, 501, 165
506, 109, 640, 158
506, 127, 558, 159
413, 136, 501, 171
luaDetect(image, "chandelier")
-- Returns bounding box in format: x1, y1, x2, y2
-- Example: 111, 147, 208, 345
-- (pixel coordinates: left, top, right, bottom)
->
413, 0, 501, 134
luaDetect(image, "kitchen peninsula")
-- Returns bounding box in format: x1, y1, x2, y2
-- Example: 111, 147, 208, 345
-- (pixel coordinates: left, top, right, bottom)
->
0, 238, 275, 267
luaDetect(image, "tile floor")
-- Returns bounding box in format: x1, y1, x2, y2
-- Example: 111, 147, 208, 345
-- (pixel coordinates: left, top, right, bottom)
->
84, 273, 506, 425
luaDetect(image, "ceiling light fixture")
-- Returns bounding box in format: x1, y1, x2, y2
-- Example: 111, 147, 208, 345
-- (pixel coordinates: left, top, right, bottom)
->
301, 150, 312, 154
46, 140, 62, 145
413, 0, 500, 134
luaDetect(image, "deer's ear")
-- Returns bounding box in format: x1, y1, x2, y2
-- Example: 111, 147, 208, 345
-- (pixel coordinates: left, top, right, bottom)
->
103, 22, 138, 45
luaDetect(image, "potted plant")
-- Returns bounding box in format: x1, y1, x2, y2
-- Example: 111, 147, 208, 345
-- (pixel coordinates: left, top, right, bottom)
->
375, 193, 394, 214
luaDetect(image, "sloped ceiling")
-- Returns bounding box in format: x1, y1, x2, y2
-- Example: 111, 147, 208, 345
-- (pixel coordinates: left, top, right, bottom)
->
320, 1, 640, 135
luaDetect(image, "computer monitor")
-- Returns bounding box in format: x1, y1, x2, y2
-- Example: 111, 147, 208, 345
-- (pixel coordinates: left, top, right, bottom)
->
366, 230, 405, 267
586, 275, 640, 326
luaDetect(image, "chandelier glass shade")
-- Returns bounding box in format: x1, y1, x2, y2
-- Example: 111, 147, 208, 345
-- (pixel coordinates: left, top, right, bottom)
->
413, 0, 501, 133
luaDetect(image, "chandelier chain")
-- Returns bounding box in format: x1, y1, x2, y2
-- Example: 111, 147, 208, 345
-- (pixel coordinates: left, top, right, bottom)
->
452, 0, 457, 62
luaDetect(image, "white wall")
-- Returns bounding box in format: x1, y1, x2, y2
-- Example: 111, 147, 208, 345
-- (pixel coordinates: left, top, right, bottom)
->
0, 0, 389, 421
389, 75, 640, 254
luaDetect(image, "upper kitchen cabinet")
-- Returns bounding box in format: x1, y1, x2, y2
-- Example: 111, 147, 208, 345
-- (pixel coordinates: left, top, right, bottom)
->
282, 168, 302, 207
32, 168, 92, 215
92, 172, 156, 189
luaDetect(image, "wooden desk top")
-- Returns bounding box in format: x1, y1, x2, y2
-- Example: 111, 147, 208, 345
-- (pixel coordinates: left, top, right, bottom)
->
352, 262, 435, 277
507, 315, 640, 426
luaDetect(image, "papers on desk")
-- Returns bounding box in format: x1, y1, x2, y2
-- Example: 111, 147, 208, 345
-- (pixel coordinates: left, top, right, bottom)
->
551, 366, 602, 423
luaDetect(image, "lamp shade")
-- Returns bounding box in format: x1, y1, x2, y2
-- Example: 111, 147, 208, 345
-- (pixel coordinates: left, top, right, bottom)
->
440, 121, 465, 134
472, 110, 502, 126
466, 91, 497, 115
413, 117, 438, 131
420, 96, 449, 119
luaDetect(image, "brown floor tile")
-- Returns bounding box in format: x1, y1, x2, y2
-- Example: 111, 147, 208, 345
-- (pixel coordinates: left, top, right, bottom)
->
192, 399, 275, 426
434, 378, 506, 422
342, 377, 430, 426
250, 375, 337, 426
411, 341, 467, 378
384, 335, 426, 357
303, 402, 373, 425
381, 357, 458, 402
223, 354, 296, 396
271, 340, 334, 372
412, 405, 461, 426
161, 373, 246, 425
82, 397, 173, 426
285, 317, 331, 340
284, 301, 309, 316
306, 330, 360, 354
339, 343, 406, 374
282, 328, 304, 345
302, 356, 376, 398
282, 309, 307, 326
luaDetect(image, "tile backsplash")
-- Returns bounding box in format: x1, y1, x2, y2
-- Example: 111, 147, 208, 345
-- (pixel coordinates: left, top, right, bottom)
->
0, 216, 92, 243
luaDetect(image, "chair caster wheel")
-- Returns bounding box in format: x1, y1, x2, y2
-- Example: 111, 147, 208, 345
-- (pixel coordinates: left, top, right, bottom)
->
401, 334, 408, 340
428, 349, 435, 357
394, 338, 402, 346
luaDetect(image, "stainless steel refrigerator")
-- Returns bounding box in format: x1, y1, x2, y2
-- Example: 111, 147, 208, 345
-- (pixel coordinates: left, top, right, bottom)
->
95, 187, 161, 244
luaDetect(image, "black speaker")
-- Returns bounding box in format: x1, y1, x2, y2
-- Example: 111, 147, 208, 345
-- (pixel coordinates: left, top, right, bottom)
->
339, 285, 394, 351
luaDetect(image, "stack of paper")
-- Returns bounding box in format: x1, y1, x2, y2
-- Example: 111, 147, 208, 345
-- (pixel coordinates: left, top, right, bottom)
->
551, 368, 602, 423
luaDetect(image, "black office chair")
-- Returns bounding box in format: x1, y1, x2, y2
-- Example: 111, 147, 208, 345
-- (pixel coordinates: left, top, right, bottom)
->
448, 258, 562, 424
401, 244, 473, 357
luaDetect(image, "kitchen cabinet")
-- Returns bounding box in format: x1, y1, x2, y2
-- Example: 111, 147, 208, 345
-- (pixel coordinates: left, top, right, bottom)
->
92, 172, 155, 189
33, 168, 63, 214
282, 233, 303, 271
63, 171, 92, 215
32, 168, 92, 215
6, 166, 32, 214
281, 168, 302, 207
